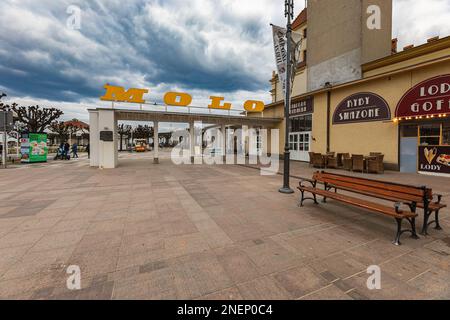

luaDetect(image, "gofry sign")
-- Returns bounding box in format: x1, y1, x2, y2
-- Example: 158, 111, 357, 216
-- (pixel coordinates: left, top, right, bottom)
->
100, 84, 265, 113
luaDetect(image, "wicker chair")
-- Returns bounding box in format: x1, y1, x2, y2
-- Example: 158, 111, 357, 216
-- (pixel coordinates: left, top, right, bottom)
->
352, 154, 364, 172
326, 152, 335, 157
342, 153, 352, 171
326, 155, 338, 169
368, 154, 385, 174
370, 152, 383, 157
308, 152, 314, 167
313, 153, 326, 168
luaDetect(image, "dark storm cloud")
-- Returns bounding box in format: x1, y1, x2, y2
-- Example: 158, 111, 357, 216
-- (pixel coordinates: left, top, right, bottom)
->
0, 0, 276, 102
0, 0, 448, 108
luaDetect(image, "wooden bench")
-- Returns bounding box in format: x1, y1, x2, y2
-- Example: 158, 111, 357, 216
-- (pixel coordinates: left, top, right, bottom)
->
298, 172, 420, 245
310, 171, 446, 236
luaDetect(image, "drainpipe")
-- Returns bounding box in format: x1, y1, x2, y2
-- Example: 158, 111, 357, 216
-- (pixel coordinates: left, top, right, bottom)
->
326, 89, 331, 153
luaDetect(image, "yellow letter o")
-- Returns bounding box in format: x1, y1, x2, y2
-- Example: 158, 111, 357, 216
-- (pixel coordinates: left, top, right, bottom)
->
164, 92, 192, 106
244, 100, 265, 113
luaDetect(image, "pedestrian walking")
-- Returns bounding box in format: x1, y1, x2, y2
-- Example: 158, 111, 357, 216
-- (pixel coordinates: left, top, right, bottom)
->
64, 142, 70, 160
72, 143, 79, 158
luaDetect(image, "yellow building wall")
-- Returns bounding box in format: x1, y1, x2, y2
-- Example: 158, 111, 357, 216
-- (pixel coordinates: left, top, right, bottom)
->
311, 93, 328, 154
323, 58, 450, 167
364, 46, 450, 78
264, 43, 450, 166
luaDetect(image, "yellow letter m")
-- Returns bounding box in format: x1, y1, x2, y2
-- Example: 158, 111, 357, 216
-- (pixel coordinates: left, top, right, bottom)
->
100, 84, 149, 104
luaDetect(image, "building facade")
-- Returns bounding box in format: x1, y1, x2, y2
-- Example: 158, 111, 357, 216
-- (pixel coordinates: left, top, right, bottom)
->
264, 0, 450, 176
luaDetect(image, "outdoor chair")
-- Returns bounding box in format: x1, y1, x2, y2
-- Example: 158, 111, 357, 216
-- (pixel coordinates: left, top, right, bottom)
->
326, 155, 338, 169
308, 152, 314, 167
326, 152, 335, 157
342, 154, 352, 171
352, 154, 364, 172
313, 153, 326, 168
368, 154, 385, 174
370, 152, 383, 157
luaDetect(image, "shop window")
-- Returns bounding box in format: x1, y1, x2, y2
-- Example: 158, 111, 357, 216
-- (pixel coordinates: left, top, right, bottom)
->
443, 123, 450, 145
420, 124, 440, 137
419, 124, 441, 146
304, 115, 312, 131
401, 124, 418, 137
290, 114, 312, 133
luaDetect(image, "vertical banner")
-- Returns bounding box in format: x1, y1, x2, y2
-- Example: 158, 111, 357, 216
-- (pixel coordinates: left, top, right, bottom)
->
272, 25, 287, 95
272, 25, 303, 96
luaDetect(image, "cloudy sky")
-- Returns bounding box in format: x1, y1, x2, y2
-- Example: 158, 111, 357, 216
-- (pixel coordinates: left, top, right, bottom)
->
0, 0, 449, 123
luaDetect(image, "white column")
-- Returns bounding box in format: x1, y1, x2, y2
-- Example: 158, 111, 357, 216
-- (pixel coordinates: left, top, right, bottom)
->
89, 110, 99, 167
221, 124, 226, 161
153, 121, 159, 164
97, 109, 118, 169
189, 121, 195, 163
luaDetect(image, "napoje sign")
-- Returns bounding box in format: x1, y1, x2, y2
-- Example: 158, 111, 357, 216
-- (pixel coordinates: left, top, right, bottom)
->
100, 84, 265, 113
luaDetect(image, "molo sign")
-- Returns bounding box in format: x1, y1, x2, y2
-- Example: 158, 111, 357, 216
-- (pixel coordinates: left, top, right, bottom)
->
332, 92, 391, 124
100, 84, 265, 113
395, 75, 450, 119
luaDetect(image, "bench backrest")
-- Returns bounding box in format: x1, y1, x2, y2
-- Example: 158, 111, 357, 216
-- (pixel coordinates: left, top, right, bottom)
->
313, 171, 431, 203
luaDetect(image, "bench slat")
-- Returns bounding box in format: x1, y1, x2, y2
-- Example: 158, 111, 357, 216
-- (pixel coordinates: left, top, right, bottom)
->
315, 172, 427, 198
314, 174, 424, 203
299, 186, 417, 219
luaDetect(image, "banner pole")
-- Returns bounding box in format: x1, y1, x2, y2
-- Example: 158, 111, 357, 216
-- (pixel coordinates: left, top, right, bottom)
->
279, 0, 294, 194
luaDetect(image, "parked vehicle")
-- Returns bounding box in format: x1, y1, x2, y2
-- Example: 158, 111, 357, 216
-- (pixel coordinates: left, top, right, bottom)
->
54, 146, 70, 160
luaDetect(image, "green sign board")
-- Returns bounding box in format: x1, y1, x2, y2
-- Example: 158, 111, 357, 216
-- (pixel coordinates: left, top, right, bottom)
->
21, 133, 48, 163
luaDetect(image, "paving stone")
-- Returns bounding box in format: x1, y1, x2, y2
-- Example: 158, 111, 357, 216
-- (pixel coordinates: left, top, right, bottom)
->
0, 153, 448, 300
237, 276, 292, 300
300, 285, 354, 300
273, 265, 329, 299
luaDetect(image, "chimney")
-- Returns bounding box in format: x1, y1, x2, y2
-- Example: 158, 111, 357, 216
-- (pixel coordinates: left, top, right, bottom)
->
427, 36, 439, 43
391, 38, 398, 54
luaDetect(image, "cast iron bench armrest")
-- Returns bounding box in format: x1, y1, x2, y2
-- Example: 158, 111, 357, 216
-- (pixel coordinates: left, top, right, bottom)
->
432, 194, 443, 204
298, 178, 317, 188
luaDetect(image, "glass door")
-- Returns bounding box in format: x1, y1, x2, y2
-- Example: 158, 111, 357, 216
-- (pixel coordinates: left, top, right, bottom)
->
289, 132, 311, 162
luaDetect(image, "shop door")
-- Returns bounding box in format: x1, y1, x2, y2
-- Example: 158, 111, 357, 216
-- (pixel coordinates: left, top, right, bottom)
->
400, 137, 417, 173
289, 132, 311, 162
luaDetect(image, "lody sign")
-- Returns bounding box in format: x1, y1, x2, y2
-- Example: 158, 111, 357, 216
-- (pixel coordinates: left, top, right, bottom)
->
418, 145, 450, 175
333, 92, 391, 124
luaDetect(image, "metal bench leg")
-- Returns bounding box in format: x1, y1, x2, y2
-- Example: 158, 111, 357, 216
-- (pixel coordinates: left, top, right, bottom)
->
420, 210, 432, 236
393, 218, 402, 246
409, 217, 419, 240
322, 183, 328, 203
298, 190, 319, 207
299, 190, 305, 207
434, 210, 442, 230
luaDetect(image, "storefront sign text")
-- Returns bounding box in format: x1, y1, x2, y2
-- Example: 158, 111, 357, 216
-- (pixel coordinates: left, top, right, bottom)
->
333, 92, 391, 124
396, 75, 450, 119
100, 84, 265, 113
289, 96, 314, 116
418, 146, 450, 175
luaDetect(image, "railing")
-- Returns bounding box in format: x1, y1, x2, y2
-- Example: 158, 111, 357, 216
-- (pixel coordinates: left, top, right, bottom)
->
109, 101, 266, 118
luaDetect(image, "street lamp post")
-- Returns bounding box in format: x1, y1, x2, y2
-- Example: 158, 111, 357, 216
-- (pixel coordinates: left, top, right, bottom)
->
279, 0, 295, 194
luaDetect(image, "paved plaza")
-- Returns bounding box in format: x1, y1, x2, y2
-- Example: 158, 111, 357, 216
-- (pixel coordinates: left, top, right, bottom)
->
0, 151, 449, 300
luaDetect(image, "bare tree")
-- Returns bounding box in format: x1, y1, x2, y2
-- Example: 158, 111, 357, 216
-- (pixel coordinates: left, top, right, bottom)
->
49, 121, 70, 144
7, 104, 63, 133
133, 125, 153, 143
